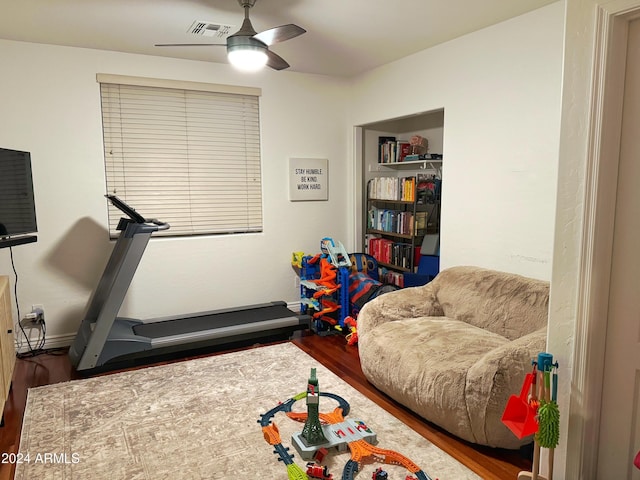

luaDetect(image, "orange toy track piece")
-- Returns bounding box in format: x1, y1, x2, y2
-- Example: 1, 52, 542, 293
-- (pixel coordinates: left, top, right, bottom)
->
262, 423, 282, 445
348, 439, 422, 474
322, 408, 346, 424
286, 411, 309, 422
286, 407, 345, 425
315, 258, 338, 288
312, 299, 340, 319
312, 286, 340, 298
307, 257, 341, 301
307, 254, 322, 264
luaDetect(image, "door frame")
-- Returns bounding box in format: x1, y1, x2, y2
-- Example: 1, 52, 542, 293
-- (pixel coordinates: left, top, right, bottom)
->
565, 1, 640, 478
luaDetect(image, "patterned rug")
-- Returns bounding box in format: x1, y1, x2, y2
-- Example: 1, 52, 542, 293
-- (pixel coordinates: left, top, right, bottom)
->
16, 342, 479, 479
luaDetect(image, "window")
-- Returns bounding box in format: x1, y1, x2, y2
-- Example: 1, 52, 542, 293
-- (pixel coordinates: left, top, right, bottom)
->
98, 74, 263, 237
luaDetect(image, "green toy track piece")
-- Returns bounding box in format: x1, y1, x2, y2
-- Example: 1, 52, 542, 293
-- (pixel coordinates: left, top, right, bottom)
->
287, 463, 309, 480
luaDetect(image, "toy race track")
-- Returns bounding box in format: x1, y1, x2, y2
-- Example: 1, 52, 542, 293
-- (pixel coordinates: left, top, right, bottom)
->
258, 369, 436, 480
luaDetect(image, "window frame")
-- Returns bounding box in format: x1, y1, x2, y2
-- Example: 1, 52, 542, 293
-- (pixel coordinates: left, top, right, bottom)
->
97, 74, 263, 238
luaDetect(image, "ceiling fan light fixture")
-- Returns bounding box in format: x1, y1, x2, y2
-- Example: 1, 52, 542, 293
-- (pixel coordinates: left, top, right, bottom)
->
227, 44, 268, 71
156, 0, 305, 72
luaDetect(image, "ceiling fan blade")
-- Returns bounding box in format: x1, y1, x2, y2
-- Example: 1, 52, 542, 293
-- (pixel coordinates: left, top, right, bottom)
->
265, 50, 290, 71
253, 24, 306, 46
155, 43, 225, 47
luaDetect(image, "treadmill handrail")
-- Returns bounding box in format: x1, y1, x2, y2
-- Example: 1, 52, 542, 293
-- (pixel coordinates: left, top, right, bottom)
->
150, 220, 170, 231
134, 219, 170, 234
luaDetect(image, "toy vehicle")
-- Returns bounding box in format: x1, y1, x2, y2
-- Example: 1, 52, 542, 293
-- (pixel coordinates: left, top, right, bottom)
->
372, 467, 388, 480
306, 462, 333, 480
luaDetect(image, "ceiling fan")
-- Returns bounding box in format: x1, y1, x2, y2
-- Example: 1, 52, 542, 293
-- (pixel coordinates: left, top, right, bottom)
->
155, 0, 306, 71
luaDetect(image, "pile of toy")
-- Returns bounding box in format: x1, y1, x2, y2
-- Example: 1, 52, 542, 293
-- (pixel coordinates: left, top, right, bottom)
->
259, 368, 437, 480
292, 238, 397, 344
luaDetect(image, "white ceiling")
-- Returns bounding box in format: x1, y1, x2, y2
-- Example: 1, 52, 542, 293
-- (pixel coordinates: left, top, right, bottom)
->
0, 0, 558, 77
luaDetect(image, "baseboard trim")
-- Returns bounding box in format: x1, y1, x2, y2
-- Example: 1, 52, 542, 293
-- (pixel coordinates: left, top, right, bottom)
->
287, 301, 301, 313
44, 333, 76, 350
15, 332, 75, 354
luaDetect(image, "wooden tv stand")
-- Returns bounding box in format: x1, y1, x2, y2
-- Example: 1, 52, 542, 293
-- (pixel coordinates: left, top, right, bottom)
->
0, 276, 16, 426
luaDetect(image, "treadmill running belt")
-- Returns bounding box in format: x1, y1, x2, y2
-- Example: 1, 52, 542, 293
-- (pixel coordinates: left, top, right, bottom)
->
132, 304, 297, 339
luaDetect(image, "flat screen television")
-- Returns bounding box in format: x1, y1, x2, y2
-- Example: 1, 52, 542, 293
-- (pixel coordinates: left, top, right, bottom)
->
0, 147, 38, 248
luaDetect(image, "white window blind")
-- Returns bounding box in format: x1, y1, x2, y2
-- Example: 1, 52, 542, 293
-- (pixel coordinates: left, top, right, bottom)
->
99, 75, 263, 237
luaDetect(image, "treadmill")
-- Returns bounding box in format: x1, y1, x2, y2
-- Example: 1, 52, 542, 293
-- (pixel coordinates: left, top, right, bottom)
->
69, 195, 310, 372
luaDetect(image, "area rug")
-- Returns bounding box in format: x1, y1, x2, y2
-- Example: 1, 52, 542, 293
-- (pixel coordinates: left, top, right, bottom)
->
16, 342, 480, 480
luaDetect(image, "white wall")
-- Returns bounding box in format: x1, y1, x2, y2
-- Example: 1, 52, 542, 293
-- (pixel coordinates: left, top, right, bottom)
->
0, 40, 351, 344
0, 3, 565, 348
349, 2, 565, 281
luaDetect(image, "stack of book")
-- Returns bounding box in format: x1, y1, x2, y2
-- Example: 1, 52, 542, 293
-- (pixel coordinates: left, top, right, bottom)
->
378, 137, 412, 164
367, 208, 428, 236
368, 176, 416, 201
367, 237, 416, 270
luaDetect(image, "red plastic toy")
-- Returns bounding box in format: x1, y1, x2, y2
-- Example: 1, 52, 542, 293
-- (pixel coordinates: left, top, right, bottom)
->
306, 462, 333, 480
314, 447, 329, 463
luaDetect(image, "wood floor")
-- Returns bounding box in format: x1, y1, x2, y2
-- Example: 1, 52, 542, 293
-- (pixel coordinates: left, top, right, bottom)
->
0, 333, 531, 480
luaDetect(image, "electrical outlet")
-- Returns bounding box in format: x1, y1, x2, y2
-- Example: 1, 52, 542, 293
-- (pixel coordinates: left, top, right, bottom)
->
294, 275, 300, 289
20, 314, 41, 328
31, 304, 44, 323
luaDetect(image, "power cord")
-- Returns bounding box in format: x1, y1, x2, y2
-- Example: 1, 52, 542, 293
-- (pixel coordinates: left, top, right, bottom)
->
9, 246, 49, 358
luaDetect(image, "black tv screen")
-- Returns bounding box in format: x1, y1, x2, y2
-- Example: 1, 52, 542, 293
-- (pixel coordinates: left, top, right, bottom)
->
0, 148, 38, 237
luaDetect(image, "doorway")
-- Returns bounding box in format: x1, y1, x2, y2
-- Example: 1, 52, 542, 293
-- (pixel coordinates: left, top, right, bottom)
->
595, 15, 640, 479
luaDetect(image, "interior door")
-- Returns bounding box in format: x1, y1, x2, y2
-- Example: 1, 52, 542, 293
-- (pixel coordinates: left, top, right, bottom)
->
596, 17, 640, 479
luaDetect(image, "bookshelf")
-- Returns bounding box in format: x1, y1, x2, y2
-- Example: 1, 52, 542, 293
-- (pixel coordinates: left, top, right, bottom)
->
366, 173, 440, 274
360, 109, 444, 285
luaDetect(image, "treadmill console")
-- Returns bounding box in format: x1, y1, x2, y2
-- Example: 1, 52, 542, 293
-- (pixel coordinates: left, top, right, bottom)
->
106, 194, 147, 224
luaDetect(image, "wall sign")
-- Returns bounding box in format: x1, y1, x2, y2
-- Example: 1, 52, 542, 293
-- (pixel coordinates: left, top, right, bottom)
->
289, 157, 328, 201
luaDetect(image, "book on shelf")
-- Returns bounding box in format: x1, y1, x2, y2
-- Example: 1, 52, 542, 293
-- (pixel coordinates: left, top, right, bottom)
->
397, 141, 411, 162
368, 207, 417, 235
378, 137, 411, 164
367, 236, 414, 270
400, 177, 415, 201
378, 136, 396, 163
367, 176, 416, 201
367, 207, 428, 235
414, 211, 428, 233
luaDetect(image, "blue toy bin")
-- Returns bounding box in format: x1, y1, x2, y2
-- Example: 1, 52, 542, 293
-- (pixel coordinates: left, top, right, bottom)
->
417, 254, 439, 279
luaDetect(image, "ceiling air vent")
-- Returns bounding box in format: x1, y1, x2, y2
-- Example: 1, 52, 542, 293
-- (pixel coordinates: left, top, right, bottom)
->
187, 21, 235, 38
